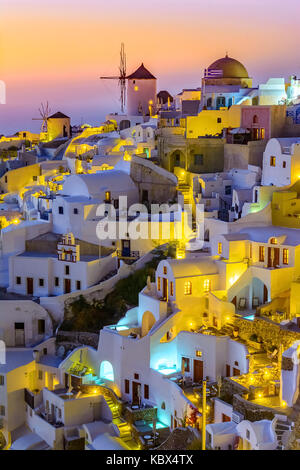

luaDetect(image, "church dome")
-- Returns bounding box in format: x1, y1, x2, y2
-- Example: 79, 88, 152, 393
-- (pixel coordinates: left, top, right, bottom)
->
207, 55, 249, 79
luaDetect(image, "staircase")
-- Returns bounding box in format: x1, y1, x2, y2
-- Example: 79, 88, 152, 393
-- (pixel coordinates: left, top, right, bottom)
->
105, 396, 120, 419
114, 420, 133, 442
274, 416, 294, 450
100, 388, 133, 442
178, 183, 191, 205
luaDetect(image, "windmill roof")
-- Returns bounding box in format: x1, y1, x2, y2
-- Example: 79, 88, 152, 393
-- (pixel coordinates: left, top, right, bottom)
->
126, 63, 156, 80
48, 111, 70, 119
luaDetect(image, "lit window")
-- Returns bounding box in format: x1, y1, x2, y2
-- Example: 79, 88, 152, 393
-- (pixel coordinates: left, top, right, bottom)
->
270, 238, 277, 245
157, 277, 161, 290
134, 85, 139, 91
105, 191, 111, 202
218, 242, 222, 255
283, 249, 289, 265
163, 266, 167, 275
259, 246, 265, 262
270, 156, 276, 167
170, 281, 174, 296
196, 350, 202, 357
204, 279, 211, 292
184, 281, 192, 295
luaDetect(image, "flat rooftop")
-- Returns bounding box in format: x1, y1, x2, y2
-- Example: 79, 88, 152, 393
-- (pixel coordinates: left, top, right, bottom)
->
0, 348, 34, 373
17, 252, 101, 262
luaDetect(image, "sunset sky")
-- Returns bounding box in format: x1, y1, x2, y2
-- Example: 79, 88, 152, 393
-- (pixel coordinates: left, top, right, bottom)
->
0, 0, 299, 134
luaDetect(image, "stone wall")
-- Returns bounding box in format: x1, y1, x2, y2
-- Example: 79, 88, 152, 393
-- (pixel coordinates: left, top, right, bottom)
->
56, 330, 99, 349
123, 405, 157, 425
220, 377, 249, 405
232, 394, 283, 422
233, 317, 300, 351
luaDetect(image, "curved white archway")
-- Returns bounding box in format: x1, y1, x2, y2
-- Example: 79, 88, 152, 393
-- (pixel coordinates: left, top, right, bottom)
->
100, 360, 114, 381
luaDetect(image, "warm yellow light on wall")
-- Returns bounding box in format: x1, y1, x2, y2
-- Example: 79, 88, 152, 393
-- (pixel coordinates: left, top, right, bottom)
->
134, 86, 139, 91
12, 218, 20, 225
203, 279, 211, 292
229, 274, 239, 287
281, 400, 287, 408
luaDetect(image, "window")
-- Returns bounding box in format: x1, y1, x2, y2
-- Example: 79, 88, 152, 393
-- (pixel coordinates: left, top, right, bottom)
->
0, 376, 4, 386
58, 206, 64, 214
134, 373, 139, 380
270, 156, 276, 167
196, 350, 202, 357
206, 98, 212, 108
55, 277, 59, 287
125, 379, 130, 394
204, 279, 211, 292
170, 281, 174, 296
105, 191, 111, 202
38, 370, 43, 380
194, 154, 203, 166
38, 319, 45, 335
184, 281, 192, 295
259, 246, 265, 262
0, 406, 5, 416
270, 237, 277, 245
161, 402, 166, 410
217, 117, 222, 123
157, 277, 161, 290
16, 276, 21, 285
283, 161, 286, 168
39, 278, 44, 287
73, 208, 78, 215
225, 185, 231, 195
43, 348, 47, 355
283, 248, 289, 265
218, 242, 222, 255
182, 357, 190, 372
65, 265, 70, 275
144, 384, 149, 399
32, 175, 37, 182
163, 266, 167, 275
4, 176, 7, 183
76, 280, 81, 290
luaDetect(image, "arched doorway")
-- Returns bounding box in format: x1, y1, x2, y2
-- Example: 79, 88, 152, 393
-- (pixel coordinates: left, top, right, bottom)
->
252, 277, 268, 308
169, 150, 185, 171
141, 311, 156, 337
100, 361, 114, 381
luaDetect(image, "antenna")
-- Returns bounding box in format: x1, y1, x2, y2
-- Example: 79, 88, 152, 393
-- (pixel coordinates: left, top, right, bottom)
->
32, 101, 51, 133
100, 43, 127, 113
